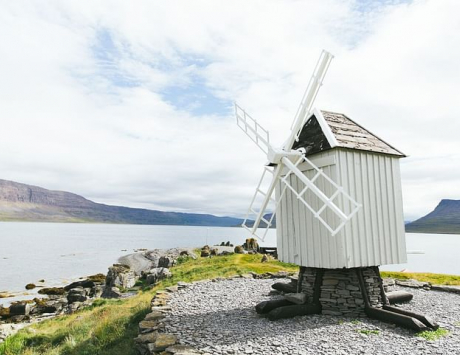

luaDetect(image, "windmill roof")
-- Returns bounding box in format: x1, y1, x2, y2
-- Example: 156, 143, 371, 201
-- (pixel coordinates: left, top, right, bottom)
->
292, 109, 405, 157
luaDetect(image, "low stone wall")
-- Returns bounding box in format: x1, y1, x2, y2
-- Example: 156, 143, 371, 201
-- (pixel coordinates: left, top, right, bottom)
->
298, 266, 383, 317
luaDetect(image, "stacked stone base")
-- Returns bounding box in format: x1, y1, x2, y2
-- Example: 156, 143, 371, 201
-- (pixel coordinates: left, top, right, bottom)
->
298, 266, 383, 317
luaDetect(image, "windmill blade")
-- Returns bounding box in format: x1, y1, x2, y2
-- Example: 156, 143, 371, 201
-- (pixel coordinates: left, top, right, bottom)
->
235, 103, 270, 155
242, 165, 287, 241
279, 154, 361, 236
285, 50, 334, 150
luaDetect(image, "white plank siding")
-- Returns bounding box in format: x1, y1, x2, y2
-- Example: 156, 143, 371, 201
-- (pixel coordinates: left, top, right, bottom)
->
276, 148, 407, 268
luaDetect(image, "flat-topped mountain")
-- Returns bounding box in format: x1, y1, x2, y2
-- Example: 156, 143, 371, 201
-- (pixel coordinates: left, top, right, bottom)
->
0, 179, 244, 227
405, 199, 460, 234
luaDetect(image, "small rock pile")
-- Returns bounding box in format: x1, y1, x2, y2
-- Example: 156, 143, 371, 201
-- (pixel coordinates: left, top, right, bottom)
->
0, 274, 106, 341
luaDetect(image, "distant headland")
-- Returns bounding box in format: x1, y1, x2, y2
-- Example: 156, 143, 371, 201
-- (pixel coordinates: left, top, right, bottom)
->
0, 179, 244, 227
405, 199, 460, 234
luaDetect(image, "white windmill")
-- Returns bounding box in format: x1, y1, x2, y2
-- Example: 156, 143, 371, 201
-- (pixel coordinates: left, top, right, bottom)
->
236, 51, 437, 332
236, 50, 361, 241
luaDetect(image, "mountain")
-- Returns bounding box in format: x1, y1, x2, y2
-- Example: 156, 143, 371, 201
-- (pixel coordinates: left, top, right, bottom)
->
0, 179, 244, 227
405, 199, 460, 234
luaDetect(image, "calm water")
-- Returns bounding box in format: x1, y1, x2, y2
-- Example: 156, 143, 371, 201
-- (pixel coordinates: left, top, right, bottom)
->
0, 222, 459, 304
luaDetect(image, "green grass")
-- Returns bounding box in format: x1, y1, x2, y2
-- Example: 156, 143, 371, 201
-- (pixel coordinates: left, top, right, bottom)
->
0, 253, 297, 355
2, 254, 457, 354
380, 271, 460, 285
417, 328, 449, 341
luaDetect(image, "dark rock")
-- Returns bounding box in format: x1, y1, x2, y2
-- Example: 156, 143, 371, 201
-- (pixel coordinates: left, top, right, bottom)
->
159, 256, 174, 268
38, 287, 66, 295
386, 290, 414, 304
145, 268, 172, 285
200, 249, 210, 257
234, 245, 244, 254
255, 299, 294, 314
271, 282, 297, 293
67, 287, 87, 303
64, 279, 95, 291
395, 279, 430, 289
267, 304, 321, 321
9, 303, 31, 316
261, 254, 269, 263
431, 285, 460, 294
25, 283, 36, 290
102, 286, 123, 299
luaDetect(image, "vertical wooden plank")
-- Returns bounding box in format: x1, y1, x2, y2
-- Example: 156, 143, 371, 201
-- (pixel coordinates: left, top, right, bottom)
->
280, 175, 289, 263
291, 174, 301, 265
275, 181, 283, 261
285, 173, 294, 263
353, 152, 368, 266
392, 159, 407, 262
384, 156, 397, 264
363, 153, 377, 264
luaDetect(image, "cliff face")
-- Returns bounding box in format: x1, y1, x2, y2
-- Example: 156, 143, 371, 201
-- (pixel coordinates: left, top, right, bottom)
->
405, 199, 460, 234
0, 179, 244, 227
0, 179, 95, 208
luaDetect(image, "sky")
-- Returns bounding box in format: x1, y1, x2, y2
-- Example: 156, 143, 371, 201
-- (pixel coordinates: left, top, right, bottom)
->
0, 0, 459, 221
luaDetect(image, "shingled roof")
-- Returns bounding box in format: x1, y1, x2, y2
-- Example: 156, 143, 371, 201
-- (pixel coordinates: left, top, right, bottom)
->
292, 109, 405, 157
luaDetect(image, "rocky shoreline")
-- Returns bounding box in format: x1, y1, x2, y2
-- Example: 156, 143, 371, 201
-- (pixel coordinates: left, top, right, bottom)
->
0, 247, 197, 342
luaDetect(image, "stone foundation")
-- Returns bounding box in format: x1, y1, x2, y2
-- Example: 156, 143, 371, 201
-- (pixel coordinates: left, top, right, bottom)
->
298, 266, 384, 317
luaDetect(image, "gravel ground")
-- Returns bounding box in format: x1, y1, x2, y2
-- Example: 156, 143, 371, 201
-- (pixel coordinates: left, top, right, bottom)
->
163, 278, 460, 355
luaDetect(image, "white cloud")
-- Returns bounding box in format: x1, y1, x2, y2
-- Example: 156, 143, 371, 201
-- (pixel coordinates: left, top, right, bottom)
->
0, 0, 459, 221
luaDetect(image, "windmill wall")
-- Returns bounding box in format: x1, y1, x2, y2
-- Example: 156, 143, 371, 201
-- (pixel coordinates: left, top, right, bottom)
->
276, 148, 406, 269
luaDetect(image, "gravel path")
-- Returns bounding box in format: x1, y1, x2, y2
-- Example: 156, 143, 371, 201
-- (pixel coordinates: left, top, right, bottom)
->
163, 278, 460, 355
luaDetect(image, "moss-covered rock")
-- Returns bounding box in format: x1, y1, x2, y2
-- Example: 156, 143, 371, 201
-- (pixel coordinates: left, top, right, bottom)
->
87, 273, 106, 283
38, 287, 66, 295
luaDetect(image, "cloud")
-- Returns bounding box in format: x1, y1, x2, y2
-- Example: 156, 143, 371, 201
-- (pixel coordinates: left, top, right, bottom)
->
0, 0, 458, 221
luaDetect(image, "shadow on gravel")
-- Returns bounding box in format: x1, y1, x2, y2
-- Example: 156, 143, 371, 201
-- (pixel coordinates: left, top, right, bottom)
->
165, 304, 416, 347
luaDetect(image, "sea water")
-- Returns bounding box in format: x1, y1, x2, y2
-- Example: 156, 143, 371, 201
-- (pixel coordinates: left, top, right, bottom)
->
0, 222, 458, 302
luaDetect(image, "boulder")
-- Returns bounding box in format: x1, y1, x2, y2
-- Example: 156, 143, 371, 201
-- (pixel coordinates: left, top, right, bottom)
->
386, 290, 414, 304
271, 282, 297, 293
102, 286, 123, 299
67, 287, 87, 303
234, 245, 244, 254
267, 303, 321, 321
64, 279, 95, 291
255, 299, 294, 314
152, 333, 177, 352
145, 268, 172, 286
38, 287, 66, 295
395, 279, 430, 289
106, 264, 137, 289
158, 256, 174, 268
25, 283, 36, 290
261, 254, 269, 263
9, 303, 31, 316
201, 249, 210, 257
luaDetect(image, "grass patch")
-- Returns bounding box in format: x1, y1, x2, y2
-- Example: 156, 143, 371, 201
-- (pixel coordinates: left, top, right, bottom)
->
358, 329, 380, 335
0, 253, 297, 355
417, 328, 449, 341
380, 272, 460, 286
